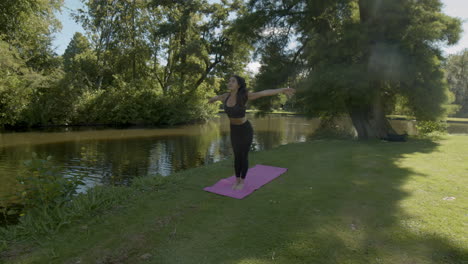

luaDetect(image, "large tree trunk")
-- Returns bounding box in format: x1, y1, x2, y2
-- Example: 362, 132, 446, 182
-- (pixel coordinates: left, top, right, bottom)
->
348, 92, 397, 140
349, 1, 397, 139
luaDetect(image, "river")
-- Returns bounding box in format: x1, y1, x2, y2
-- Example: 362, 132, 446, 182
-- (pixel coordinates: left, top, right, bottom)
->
1, 114, 467, 200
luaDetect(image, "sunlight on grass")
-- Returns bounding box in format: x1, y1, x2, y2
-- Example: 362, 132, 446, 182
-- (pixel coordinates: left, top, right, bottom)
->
236, 258, 271, 264
2, 135, 467, 264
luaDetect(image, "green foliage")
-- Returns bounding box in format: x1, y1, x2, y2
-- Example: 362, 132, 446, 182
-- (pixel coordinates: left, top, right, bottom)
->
72, 77, 216, 126
0, 165, 177, 242
0, 152, 136, 241
0, 41, 44, 127
0, 184, 134, 242
130, 173, 174, 192
0, 0, 64, 72
0, 0, 253, 128
251, 41, 295, 112
444, 49, 468, 116
0, 153, 85, 240
416, 120, 448, 136
0, 0, 464, 130
73, 79, 163, 125
442, 89, 462, 117
0, 73, 31, 127
19, 70, 79, 126
15, 153, 85, 211
0, 0, 69, 126
392, 94, 414, 116
74, 0, 250, 91
63, 32, 93, 72
0, 0, 254, 128
244, 0, 462, 138
0, 0, 66, 128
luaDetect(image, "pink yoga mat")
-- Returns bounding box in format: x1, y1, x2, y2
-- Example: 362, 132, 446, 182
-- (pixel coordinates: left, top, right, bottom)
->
203, 164, 288, 199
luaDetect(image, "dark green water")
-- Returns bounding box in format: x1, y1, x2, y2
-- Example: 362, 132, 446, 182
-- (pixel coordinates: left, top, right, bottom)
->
1, 114, 467, 200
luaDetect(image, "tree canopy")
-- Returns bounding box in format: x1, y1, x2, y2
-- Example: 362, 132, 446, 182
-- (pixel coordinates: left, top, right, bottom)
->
0, 0, 464, 133
241, 0, 462, 139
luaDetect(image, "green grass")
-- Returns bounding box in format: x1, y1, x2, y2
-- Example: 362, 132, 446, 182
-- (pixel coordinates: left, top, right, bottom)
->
2, 135, 468, 264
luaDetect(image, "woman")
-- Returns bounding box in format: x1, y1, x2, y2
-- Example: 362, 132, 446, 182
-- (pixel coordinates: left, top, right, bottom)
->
208, 75, 296, 190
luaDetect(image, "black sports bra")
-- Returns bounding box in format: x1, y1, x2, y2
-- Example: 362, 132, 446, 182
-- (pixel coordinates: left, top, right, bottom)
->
224, 93, 246, 118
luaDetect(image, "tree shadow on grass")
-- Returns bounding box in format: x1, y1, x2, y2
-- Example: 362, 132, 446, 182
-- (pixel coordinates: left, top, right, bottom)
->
3, 138, 466, 264
155, 138, 466, 264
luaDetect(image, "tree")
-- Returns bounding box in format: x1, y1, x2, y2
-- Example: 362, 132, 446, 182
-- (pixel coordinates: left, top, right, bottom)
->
63, 32, 92, 71
251, 41, 297, 112
241, 0, 462, 139
68, 0, 253, 126
75, 0, 141, 88
444, 49, 468, 116
0, 0, 63, 72
144, 0, 251, 97
75, 0, 251, 94
0, 0, 63, 127
0, 41, 36, 127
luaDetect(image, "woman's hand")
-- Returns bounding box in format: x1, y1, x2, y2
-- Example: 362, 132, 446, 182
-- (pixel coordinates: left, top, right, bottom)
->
282, 87, 296, 97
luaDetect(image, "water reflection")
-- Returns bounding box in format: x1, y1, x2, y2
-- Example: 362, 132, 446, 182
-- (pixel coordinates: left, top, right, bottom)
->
0, 114, 467, 200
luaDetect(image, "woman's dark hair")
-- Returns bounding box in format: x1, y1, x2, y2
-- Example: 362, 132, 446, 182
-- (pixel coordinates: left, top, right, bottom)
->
233, 75, 248, 107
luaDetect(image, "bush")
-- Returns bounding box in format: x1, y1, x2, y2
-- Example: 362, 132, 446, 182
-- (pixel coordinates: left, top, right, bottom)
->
14, 153, 85, 211
0, 153, 135, 242
72, 77, 216, 126
0, 162, 177, 243
20, 70, 74, 126
0, 153, 85, 241
416, 120, 448, 135
0, 185, 134, 242
73, 85, 165, 125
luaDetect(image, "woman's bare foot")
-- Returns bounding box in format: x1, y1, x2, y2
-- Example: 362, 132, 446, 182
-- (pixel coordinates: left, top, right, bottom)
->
232, 178, 241, 190
231, 182, 238, 190
234, 179, 245, 190
235, 182, 244, 190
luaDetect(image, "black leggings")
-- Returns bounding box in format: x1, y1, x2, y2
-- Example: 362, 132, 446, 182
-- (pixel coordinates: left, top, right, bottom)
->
230, 120, 254, 179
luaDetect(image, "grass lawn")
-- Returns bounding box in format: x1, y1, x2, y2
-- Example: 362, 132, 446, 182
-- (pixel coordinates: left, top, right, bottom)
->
2, 135, 467, 264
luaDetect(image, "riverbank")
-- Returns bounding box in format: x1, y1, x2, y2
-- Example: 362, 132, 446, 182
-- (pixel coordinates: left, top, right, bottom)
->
2, 135, 467, 263
386, 115, 468, 123
244, 110, 468, 123
2, 112, 467, 134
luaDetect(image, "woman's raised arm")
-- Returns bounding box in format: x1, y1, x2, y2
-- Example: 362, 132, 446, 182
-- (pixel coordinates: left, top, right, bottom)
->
248, 87, 296, 101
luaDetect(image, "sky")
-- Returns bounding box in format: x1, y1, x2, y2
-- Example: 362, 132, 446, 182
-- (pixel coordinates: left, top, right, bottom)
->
52, 0, 468, 74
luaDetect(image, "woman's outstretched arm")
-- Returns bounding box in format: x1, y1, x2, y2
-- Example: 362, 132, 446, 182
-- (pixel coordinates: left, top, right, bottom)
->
208, 93, 228, 103
248, 87, 296, 101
